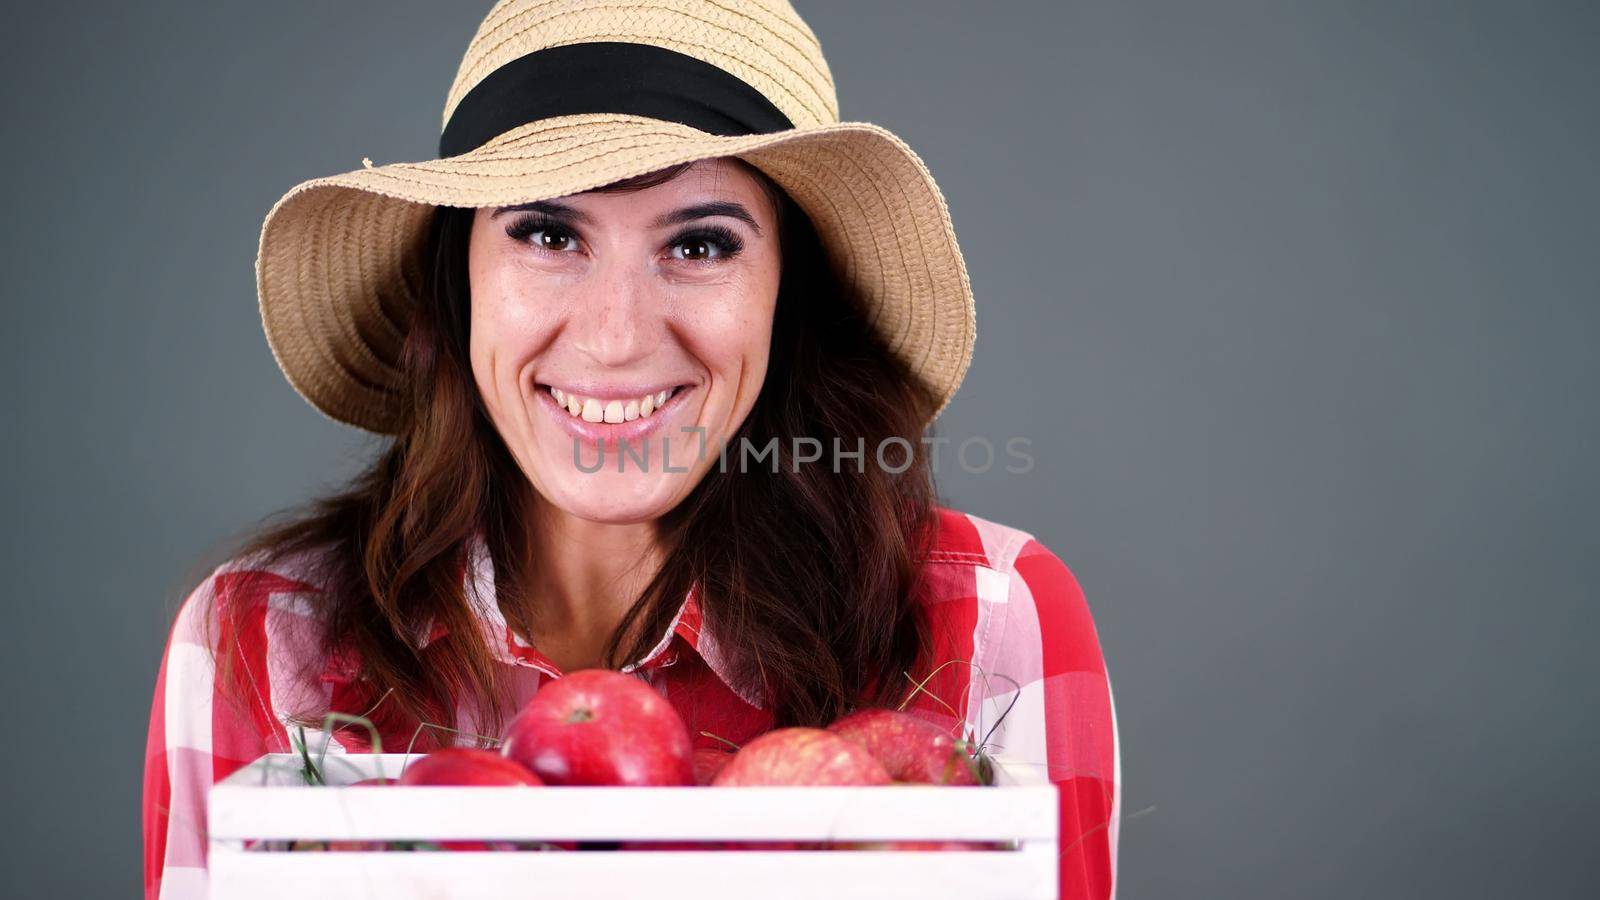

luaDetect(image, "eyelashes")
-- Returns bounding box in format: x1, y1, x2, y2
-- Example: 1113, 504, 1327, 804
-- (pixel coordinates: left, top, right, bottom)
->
673, 223, 744, 260
503, 213, 745, 262
502, 214, 568, 251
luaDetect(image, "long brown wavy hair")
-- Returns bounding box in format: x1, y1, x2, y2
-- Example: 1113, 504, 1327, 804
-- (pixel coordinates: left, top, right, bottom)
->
195, 158, 944, 750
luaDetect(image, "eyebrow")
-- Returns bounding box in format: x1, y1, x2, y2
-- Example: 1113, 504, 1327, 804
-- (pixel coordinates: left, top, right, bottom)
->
489, 200, 592, 224
489, 199, 762, 235
652, 201, 762, 235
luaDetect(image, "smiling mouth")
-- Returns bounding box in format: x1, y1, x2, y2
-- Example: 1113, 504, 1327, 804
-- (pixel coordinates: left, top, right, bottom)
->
538, 384, 689, 423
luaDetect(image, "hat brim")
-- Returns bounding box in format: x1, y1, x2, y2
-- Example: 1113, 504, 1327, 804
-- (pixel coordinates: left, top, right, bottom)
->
256, 112, 974, 434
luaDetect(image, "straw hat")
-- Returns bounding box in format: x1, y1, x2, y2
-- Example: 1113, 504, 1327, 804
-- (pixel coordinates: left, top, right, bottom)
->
256, 0, 975, 434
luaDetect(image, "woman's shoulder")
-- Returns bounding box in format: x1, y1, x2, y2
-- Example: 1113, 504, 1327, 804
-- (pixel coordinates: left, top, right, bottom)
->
923, 505, 1075, 577
918, 505, 1100, 651
167, 543, 333, 650
158, 543, 342, 746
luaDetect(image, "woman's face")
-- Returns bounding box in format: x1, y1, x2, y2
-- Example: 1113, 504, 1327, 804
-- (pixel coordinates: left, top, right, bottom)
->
468, 158, 782, 524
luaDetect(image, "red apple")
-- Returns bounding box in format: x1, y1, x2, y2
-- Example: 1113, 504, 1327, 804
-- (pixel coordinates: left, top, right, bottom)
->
692, 747, 734, 785
618, 751, 733, 851
710, 727, 891, 786
501, 668, 695, 786
392, 748, 542, 851
398, 748, 543, 787
827, 709, 983, 786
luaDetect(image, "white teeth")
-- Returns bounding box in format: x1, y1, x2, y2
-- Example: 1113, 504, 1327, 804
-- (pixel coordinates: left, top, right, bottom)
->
549, 386, 682, 422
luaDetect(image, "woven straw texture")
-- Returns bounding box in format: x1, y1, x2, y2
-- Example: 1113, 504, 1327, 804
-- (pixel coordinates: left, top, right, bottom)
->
256, 0, 975, 434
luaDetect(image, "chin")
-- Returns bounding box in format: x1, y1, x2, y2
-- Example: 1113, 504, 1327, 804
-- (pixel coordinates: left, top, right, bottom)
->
537, 470, 694, 524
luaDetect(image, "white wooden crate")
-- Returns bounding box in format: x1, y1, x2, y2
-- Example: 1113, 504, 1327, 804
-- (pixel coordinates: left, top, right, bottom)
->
209, 752, 1059, 899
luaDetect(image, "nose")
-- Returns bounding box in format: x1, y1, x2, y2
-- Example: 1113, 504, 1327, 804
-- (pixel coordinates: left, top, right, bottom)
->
566, 259, 662, 368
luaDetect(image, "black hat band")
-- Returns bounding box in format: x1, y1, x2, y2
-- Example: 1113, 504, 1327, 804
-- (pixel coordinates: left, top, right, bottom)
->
440, 41, 796, 157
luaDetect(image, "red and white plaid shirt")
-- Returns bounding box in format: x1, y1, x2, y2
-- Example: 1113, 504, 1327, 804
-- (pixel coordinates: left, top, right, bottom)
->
143, 506, 1120, 898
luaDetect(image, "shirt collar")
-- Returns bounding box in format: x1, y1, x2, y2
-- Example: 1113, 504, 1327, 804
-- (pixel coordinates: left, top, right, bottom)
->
389, 530, 758, 707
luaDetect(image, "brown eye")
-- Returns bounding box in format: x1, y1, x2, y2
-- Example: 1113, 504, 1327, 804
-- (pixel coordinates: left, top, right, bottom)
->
504, 215, 582, 253
668, 226, 741, 262
538, 230, 575, 252
676, 238, 713, 261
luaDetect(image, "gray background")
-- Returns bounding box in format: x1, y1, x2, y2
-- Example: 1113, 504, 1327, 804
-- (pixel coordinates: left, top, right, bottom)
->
2, 1, 1594, 897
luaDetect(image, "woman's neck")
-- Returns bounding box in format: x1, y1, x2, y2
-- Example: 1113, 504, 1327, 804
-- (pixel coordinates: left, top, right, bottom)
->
515, 496, 667, 671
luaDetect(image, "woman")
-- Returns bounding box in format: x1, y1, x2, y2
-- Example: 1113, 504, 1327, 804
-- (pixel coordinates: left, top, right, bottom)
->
142, 2, 1121, 898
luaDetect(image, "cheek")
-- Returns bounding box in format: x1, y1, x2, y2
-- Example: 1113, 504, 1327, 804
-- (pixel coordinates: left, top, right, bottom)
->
468, 294, 521, 399
467, 259, 559, 392
691, 305, 769, 359
677, 272, 779, 375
